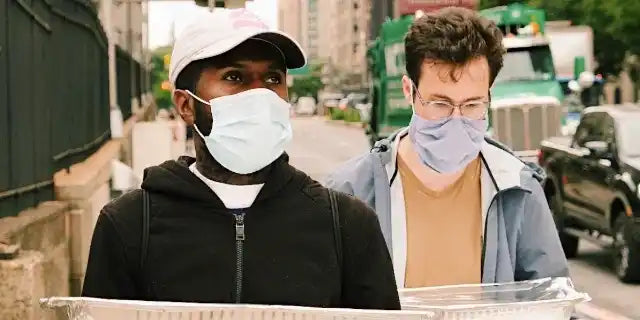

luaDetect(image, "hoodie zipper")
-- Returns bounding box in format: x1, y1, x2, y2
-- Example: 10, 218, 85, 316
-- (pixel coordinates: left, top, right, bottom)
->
233, 212, 246, 303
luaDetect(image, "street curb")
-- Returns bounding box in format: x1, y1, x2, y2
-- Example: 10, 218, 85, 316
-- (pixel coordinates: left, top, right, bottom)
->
575, 302, 634, 320
323, 119, 364, 129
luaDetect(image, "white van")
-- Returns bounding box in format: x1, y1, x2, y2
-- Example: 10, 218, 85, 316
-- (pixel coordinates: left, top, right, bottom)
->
295, 96, 316, 116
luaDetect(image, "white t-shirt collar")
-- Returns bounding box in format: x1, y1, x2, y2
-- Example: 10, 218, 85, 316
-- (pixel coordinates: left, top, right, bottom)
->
189, 163, 264, 209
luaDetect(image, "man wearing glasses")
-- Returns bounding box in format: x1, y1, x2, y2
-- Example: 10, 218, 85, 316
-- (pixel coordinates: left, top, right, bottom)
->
326, 7, 568, 288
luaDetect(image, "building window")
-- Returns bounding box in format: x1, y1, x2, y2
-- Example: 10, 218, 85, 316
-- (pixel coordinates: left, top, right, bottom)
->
353, 43, 358, 54
353, 24, 358, 33
353, 1, 358, 9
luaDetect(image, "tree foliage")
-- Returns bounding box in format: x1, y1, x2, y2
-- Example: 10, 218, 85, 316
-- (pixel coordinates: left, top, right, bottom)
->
478, 0, 519, 9
288, 76, 324, 101
150, 46, 173, 110
479, 0, 640, 77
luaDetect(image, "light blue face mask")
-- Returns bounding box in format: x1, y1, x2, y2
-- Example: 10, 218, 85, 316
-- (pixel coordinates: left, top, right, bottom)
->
187, 88, 293, 175
408, 84, 487, 173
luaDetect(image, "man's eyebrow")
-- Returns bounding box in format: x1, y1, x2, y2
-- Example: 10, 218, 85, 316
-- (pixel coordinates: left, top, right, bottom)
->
462, 96, 487, 102
269, 67, 286, 74
428, 94, 487, 102
428, 93, 454, 101
266, 60, 286, 73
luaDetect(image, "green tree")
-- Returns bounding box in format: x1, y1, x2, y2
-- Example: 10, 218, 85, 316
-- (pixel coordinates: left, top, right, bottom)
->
478, 0, 520, 9
527, 0, 626, 76
598, 0, 640, 56
150, 46, 173, 110
480, 0, 635, 76
288, 76, 324, 101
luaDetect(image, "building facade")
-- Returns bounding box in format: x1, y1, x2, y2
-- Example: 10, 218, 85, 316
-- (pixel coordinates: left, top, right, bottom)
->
278, 0, 305, 53
97, 0, 151, 121
279, 0, 371, 89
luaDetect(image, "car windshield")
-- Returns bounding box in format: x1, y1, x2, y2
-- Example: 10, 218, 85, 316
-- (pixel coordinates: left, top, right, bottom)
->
494, 46, 555, 83
617, 116, 640, 157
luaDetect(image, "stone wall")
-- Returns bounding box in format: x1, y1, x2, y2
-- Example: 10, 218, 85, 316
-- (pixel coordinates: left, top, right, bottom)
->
54, 140, 121, 295
0, 202, 70, 320
0, 100, 152, 318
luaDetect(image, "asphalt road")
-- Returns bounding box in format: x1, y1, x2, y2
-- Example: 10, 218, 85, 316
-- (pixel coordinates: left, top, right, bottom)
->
570, 241, 640, 319
286, 116, 640, 320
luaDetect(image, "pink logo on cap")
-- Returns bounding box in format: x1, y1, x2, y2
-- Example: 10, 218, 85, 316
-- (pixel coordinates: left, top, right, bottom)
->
230, 9, 268, 30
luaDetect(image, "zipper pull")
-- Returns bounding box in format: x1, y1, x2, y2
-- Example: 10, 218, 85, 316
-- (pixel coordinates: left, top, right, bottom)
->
234, 213, 245, 241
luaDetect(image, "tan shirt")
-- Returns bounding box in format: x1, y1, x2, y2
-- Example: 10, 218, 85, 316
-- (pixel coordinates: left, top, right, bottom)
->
399, 153, 483, 288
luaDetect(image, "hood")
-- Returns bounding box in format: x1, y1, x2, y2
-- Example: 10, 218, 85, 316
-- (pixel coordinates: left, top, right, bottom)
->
625, 157, 640, 170
140, 154, 297, 208
622, 157, 640, 182
491, 80, 564, 102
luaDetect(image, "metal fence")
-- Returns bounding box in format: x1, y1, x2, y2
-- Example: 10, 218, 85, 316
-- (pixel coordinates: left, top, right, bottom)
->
117, 46, 133, 119
0, 0, 143, 218
116, 46, 146, 120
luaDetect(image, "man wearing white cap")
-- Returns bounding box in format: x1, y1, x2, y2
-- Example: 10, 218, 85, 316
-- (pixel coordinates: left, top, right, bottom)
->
82, 9, 400, 309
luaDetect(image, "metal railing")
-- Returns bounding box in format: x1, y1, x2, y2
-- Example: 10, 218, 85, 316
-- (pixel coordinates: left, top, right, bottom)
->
0, 0, 145, 218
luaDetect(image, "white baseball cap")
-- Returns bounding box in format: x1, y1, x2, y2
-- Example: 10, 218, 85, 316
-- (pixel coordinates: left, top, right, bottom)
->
169, 8, 307, 85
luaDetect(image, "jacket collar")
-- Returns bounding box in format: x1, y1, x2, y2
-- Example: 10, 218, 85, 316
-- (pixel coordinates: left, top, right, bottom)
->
375, 127, 532, 193
480, 142, 530, 192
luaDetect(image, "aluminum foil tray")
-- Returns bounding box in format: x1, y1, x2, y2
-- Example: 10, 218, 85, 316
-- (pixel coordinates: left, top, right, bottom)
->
399, 277, 590, 320
40, 297, 436, 320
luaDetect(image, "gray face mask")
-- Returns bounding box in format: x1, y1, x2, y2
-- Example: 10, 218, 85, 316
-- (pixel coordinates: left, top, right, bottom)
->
408, 114, 487, 173
408, 84, 487, 173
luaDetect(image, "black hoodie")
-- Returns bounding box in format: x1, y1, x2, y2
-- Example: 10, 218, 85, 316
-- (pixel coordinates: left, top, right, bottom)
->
82, 155, 400, 310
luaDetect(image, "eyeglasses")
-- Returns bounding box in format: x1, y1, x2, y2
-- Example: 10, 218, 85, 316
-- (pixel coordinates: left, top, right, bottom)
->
415, 91, 490, 121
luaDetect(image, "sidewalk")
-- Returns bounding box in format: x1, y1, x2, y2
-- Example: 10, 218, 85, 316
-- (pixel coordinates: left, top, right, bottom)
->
575, 302, 635, 320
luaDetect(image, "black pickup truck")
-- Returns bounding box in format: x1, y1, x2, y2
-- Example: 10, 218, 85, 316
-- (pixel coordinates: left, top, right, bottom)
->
539, 105, 640, 282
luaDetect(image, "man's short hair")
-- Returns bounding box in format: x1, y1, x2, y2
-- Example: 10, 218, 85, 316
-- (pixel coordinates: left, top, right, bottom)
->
175, 58, 213, 93
405, 7, 505, 86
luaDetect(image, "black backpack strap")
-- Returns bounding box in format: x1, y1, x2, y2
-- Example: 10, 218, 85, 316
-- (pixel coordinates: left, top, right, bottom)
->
140, 190, 151, 298
328, 189, 343, 276
141, 190, 150, 270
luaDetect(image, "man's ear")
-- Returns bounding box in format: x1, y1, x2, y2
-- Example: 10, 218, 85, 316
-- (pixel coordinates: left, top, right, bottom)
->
402, 75, 414, 105
173, 90, 194, 126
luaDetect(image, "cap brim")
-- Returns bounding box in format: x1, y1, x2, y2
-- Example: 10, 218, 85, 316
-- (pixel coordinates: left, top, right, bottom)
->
252, 31, 307, 69
191, 30, 307, 70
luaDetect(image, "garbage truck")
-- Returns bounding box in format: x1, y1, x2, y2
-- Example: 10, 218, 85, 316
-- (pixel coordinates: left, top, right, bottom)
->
365, 3, 596, 162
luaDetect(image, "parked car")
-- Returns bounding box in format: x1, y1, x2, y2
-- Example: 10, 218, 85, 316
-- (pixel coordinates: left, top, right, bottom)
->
295, 96, 316, 115
324, 99, 339, 108
338, 93, 367, 110
539, 105, 640, 282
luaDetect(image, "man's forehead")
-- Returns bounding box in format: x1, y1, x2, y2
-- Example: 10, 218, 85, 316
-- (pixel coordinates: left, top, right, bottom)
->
420, 57, 489, 79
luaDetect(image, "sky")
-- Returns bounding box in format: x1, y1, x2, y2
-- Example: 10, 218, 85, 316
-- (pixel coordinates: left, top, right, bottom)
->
148, 0, 278, 49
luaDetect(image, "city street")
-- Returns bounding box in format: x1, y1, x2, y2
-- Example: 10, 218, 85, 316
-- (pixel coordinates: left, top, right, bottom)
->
287, 116, 640, 320
5, 0, 640, 317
